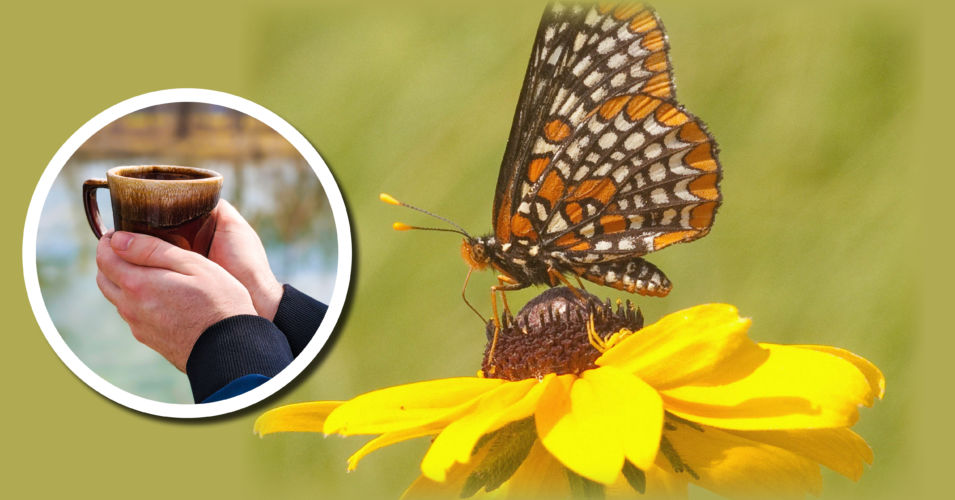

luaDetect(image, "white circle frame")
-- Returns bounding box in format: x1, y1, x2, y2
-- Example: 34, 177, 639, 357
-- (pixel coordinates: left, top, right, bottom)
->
22, 89, 352, 418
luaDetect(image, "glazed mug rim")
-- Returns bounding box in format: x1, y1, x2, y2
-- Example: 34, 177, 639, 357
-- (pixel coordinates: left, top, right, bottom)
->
106, 165, 223, 183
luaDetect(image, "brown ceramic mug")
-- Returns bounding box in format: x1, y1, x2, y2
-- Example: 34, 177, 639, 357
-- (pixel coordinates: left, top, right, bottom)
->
83, 165, 223, 256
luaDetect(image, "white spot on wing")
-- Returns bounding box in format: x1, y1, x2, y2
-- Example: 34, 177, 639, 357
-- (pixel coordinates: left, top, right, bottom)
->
583, 70, 605, 88
597, 37, 616, 54
614, 113, 635, 131
619, 238, 636, 250
624, 132, 645, 150
555, 160, 571, 177
598, 131, 617, 149
648, 162, 666, 182
612, 166, 630, 184
566, 141, 583, 162
574, 33, 588, 51
674, 178, 696, 201
547, 46, 564, 65
559, 93, 580, 116
651, 188, 669, 204
547, 214, 569, 234
643, 118, 669, 136
664, 128, 689, 150
535, 202, 548, 221
644, 143, 663, 159
607, 53, 627, 69
573, 56, 593, 76
610, 72, 627, 87
628, 39, 648, 57
668, 149, 696, 175
595, 240, 612, 251
661, 208, 677, 225
533, 138, 557, 154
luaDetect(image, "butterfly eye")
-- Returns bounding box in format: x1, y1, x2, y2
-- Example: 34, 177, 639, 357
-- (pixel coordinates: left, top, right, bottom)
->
472, 243, 488, 262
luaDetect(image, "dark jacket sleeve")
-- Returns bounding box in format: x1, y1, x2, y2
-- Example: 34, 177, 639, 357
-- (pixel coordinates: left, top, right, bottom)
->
271, 284, 328, 357
186, 315, 293, 403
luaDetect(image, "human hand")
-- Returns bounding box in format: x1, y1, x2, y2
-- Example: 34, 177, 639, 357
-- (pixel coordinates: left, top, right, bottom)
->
95, 231, 257, 372
207, 200, 284, 320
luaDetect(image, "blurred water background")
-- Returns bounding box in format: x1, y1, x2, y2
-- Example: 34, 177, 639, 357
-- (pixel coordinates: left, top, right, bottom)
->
36, 103, 338, 403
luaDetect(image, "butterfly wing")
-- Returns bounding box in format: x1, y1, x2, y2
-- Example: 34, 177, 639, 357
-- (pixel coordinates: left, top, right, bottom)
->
493, 3, 677, 244
493, 4, 722, 295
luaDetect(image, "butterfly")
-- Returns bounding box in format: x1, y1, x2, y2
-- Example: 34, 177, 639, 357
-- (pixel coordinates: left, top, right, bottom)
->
384, 3, 721, 314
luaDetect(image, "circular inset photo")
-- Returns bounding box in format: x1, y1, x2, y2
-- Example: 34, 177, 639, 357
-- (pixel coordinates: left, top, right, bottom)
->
23, 89, 351, 418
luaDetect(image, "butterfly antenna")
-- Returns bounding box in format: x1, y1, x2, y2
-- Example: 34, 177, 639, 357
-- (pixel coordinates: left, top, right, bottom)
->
380, 193, 473, 238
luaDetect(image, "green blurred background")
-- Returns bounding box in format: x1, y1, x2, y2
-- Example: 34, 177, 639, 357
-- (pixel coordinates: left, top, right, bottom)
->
2, 0, 935, 498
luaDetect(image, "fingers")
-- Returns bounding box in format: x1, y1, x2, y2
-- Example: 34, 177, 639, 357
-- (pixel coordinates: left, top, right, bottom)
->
109, 231, 200, 275
96, 234, 150, 296
96, 270, 121, 305
214, 199, 252, 232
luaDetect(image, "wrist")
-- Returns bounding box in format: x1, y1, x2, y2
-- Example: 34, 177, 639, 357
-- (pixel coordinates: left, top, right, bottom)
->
252, 275, 284, 321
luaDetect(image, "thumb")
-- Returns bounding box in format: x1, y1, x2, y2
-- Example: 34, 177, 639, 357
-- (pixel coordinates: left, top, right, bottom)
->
110, 231, 201, 274
215, 199, 252, 231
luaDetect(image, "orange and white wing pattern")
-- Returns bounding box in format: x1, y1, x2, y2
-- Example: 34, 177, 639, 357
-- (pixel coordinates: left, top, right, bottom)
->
492, 3, 721, 296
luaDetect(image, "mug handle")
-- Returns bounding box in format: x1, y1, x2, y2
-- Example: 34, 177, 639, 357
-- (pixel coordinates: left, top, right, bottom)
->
83, 179, 109, 239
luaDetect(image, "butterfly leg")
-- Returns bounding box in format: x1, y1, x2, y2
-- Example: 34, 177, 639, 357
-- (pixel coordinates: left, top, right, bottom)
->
574, 275, 587, 290
547, 267, 585, 299
486, 280, 527, 376
496, 275, 520, 315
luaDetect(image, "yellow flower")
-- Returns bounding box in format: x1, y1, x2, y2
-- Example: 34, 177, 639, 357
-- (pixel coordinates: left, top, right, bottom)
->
255, 288, 884, 498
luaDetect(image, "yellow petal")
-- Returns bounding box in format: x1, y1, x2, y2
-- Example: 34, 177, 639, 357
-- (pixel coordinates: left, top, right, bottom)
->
253, 401, 343, 436
795, 345, 885, 402
421, 377, 548, 482
324, 377, 505, 435
663, 344, 874, 430
402, 439, 492, 500
536, 370, 663, 484
727, 428, 873, 481
498, 439, 572, 499
645, 463, 690, 499
582, 367, 663, 469
596, 304, 768, 390
606, 463, 689, 499
664, 422, 822, 498
347, 423, 444, 471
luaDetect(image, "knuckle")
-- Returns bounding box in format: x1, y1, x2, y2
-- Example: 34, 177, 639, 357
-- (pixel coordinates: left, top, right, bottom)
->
142, 244, 159, 264
120, 273, 141, 294
95, 249, 108, 269
117, 305, 136, 324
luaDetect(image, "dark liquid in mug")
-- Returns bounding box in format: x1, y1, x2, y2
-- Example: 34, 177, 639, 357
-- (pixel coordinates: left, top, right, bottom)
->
122, 169, 214, 181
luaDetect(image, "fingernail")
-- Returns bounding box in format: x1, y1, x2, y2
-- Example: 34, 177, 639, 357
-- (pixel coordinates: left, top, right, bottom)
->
111, 231, 133, 251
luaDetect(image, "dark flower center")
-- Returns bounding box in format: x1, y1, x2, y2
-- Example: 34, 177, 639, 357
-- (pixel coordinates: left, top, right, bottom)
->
482, 287, 644, 381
